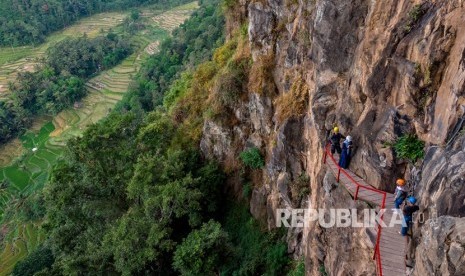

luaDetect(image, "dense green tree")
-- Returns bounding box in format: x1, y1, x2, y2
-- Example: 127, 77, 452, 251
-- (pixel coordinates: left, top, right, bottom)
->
173, 220, 232, 276
11, 68, 86, 114
103, 208, 173, 275
130, 9, 141, 21
43, 110, 225, 274
47, 34, 131, 78
221, 203, 290, 276
12, 245, 54, 276
43, 113, 140, 273
0, 101, 27, 143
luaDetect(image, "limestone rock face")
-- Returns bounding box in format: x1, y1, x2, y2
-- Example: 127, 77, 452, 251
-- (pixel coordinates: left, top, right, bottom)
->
409, 135, 465, 275
200, 120, 232, 163
413, 216, 465, 276
313, 171, 376, 276
201, 0, 465, 274
417, 135, 465, 218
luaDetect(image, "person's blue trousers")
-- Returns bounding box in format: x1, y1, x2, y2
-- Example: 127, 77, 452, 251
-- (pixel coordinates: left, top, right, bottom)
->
395, 197, 405, 209
401, 215, 412, 236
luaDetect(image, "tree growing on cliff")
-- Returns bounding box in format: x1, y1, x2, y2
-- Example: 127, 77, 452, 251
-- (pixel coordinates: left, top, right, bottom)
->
240, 147, 265, 169
12, 245, 54, 276
173, 220, 232, 275
393, 134, 425, 162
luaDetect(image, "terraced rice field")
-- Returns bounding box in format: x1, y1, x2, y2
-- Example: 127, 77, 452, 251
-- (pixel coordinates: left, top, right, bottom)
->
0, 122, 59, 203
0, 58, 38, 98
0, 223, 44, 276
49, 55, 138, 143
151, 1, 198, 32
0, 12, 126, 99
0, 2, 198, 274
0, 2, 197, 99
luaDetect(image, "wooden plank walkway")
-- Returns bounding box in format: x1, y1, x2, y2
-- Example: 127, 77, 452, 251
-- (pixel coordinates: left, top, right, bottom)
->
324, 145, 407, 276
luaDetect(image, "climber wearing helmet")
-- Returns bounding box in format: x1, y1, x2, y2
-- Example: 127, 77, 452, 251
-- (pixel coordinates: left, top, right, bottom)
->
329, 127, 345, 155
338, 135, 353, 169
394, 179, 408, 209
400, 196, 419, 236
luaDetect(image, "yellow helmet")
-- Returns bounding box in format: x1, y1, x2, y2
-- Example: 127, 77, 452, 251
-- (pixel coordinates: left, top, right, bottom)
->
334, 127, 339, 133
396, 179, 405, 186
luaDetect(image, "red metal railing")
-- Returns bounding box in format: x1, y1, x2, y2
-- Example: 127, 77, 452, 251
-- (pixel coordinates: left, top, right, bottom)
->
323, 143, 387, 276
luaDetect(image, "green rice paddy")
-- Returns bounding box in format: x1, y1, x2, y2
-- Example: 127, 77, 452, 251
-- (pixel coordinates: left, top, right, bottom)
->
0, 12, 129, 100
0, 2, 198, 274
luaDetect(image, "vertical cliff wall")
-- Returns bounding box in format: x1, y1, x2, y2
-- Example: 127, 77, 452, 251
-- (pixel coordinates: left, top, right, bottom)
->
201, 0, 465, 274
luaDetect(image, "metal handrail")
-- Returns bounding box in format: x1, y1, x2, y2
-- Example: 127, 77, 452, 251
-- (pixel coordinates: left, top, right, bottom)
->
323, 143, 386, 276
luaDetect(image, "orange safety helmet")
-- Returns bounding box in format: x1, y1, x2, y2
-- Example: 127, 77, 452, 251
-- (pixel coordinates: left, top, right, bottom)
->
396, 179, 405, 186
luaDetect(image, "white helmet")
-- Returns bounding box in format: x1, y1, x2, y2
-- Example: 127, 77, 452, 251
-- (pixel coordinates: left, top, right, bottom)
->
346, 136, 352, 142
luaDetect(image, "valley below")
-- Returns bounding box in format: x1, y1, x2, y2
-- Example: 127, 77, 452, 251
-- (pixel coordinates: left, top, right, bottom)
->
0, 2, 197, 274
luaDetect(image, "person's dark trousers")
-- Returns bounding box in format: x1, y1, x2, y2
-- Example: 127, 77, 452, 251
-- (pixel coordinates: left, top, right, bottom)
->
331, 144, 341, 154
401, 215, 412, 236
395, 197, 405, 209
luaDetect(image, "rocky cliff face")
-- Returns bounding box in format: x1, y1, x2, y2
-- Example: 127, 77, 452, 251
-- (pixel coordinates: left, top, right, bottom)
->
201, 0, 465, 275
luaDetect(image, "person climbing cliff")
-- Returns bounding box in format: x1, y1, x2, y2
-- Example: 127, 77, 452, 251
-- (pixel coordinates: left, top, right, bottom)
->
329, 127, 345, 155
394, 179, 408, 209
400, 196, 419, 236
338, 136, 352, 169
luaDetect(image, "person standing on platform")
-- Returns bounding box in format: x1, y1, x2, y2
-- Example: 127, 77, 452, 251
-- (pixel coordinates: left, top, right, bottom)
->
329, 127, 344, 155
338, 136, 353, 169
394, 179, 408, 209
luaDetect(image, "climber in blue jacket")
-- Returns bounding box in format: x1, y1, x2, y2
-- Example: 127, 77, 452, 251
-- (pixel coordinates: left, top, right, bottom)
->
338, 136, 352, 169
400, 196, 419, 236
